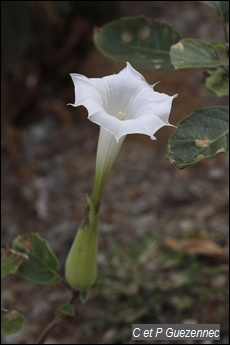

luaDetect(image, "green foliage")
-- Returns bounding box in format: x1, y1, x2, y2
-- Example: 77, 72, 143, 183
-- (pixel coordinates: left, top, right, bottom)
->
79, 290, 90, 304
1, 309, 25, 335
1, 247, 28, 279
94, 16, 181, 70
1, 1, 32, 76
1, 1, 72, 78
170, 39, 229, 69
56, 303, 75, 317
205, 68, 229, 97
211, 41, 229, 52
166, 106, 229, 169
200, 1, 229, 23
93, 9, 229, 167
13, 233, 62, 285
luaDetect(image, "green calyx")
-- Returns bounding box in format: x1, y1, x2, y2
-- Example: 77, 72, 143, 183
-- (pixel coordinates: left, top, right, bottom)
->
65, 196, 99, 291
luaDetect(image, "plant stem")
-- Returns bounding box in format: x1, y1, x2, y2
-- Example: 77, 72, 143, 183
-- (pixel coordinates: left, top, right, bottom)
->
34, 290, 78, 344
223, 22, 229, 57
223, 23, 229, 43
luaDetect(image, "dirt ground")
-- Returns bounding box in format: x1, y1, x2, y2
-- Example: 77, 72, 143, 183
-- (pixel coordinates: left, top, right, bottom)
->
1, 2, 229, 344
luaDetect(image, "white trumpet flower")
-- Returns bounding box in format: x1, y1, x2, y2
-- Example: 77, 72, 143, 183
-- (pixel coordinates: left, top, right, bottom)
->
70, 62, 177, 206
66, 63, 177, 291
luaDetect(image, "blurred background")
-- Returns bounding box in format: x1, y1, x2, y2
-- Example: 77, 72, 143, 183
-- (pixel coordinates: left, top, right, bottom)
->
1, 1, 228, 344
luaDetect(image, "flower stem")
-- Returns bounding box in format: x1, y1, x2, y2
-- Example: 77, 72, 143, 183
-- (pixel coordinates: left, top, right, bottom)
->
34, 291, 78, 344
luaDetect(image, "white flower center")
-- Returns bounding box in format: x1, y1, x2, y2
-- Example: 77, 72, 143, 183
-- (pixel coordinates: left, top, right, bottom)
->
116, 111, 126, 121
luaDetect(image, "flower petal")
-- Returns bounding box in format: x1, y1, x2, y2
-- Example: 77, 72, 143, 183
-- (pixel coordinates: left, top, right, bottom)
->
69, 62, 177, 141
89, 110, 121, 139
117, 114, 170, 140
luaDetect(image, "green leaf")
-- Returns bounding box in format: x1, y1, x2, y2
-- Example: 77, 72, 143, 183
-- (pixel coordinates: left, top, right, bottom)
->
205, 68, 229, 97
211, 41, 229, 52
1, 309, 25, 335
93, 16, 182, 70
200, 1, 229, 23
79, 290, 90, 304
170, 39, 229, 69
13, 233, 62, 285
1, 1, 32, 77
56, 303, 75, 317
1, 247, 28, 279
166, 106, 229, 169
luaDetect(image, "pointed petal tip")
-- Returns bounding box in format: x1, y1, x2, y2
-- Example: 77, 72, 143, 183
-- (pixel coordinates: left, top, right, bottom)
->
152, 81, 161, 88
150, 135, 157, 140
